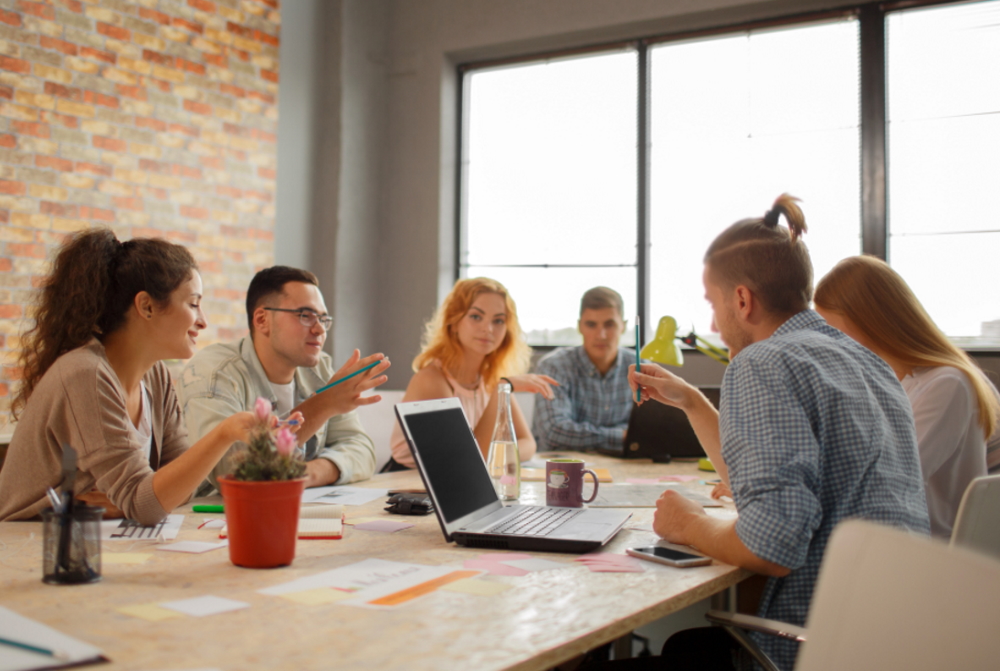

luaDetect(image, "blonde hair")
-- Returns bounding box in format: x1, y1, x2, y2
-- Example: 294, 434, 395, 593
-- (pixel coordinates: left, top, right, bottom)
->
704, 193, 812, 318
815, 255, 999, 439
412, 277, 531, 389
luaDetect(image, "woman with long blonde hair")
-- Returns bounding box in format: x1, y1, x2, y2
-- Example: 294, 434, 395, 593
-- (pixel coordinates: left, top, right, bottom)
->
386, 278, 557, 471
815, 255, 1000, 537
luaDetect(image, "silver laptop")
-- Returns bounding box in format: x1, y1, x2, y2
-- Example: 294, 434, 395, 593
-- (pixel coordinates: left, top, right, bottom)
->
395, 398, 631, 553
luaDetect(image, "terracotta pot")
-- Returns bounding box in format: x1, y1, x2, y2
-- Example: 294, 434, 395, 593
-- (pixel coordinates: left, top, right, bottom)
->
218, 476, 306, 568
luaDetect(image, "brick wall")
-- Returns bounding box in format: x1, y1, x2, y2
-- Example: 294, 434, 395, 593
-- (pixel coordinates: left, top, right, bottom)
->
0, 0, 280, 432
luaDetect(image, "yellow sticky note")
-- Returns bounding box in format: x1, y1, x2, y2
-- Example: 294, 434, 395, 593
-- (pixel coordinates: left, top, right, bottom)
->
279, 588, 353, 605
117, 603, 184, 621
344, 516, 383, 525
439, 579, 512, 597
103, 553, 152, 565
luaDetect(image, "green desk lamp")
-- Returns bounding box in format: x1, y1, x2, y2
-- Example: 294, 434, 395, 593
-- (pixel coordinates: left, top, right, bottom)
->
640, 316, 730, 367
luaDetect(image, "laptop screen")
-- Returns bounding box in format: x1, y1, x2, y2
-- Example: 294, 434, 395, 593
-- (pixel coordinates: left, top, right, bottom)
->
402, 407, 498, 523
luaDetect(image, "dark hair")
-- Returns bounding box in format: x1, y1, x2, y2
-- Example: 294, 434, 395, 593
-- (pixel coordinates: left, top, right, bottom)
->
245, 266, 319, 333
580, 286, 624, 319
703, 193, 812, 318
14, 228, 197, 417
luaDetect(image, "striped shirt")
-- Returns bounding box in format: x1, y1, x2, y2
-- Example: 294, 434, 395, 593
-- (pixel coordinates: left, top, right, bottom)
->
532, 346, 634, 452
722, 311, 929, 671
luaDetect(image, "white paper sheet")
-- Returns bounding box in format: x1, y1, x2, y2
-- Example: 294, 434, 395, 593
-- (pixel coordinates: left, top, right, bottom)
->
158, 596, 249, 617
300, 486, 387, 506
101, 514, 184, 541
258, 558, 472, 609
0, 605, 104, 671
155, 541, 228, 554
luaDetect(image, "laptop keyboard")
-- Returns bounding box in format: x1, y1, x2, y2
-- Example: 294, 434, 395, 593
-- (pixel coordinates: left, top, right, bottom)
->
487, 506, 583, 537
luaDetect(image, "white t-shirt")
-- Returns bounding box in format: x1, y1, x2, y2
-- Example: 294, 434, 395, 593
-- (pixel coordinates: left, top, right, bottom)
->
270, 380, 298, 418
901, 366, 988, 538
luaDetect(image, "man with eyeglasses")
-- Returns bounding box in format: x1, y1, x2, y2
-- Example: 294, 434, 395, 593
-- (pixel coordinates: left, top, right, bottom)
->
179, 266, 390, 493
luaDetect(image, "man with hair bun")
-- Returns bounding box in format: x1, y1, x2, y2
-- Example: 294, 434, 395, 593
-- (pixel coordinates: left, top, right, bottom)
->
615, 195, 929, 671
532, 286, 636, 452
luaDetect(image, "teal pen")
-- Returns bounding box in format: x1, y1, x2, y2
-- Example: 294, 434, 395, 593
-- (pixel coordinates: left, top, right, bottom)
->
635, 316, 641, 402
0, 636, 66, 660
315, 358, 382, 395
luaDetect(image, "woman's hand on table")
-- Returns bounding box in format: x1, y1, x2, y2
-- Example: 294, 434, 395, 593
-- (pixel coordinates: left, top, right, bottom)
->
711, 482, 733, 500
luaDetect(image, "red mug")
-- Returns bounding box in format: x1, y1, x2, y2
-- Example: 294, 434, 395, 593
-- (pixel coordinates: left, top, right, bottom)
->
546, 459, 599, 508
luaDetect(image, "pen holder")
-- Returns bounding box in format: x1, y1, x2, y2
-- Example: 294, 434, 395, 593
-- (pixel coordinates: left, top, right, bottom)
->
41, 505, 104, 585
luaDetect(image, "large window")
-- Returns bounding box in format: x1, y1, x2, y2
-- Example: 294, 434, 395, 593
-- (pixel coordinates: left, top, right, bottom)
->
459, 0, 1000, 348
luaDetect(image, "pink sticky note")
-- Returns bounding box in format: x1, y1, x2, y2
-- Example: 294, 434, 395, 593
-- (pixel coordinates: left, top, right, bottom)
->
479, 552, 533, 562
660, 475, 701, 482
583, 562, 645, 573
463, 559, 529, 576
626, 478, 661, 485
353, 520, 414, 533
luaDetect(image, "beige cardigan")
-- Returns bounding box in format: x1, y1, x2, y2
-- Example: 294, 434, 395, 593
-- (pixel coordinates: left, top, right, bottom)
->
0, 339, 190, 524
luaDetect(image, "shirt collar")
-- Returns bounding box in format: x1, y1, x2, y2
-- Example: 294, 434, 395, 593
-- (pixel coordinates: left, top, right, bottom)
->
575, 345, 625, 379
771, 309, 826, 339
239, 336, 279, 404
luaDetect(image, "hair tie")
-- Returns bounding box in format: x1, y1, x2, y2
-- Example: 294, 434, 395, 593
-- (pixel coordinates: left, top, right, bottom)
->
763, 207, 781, 227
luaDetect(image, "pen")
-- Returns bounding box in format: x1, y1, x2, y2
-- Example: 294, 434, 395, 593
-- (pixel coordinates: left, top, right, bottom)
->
46, 487, 62, 512
0, 635, 68, 660
635, 316, 641, 403
193, 505, 225, 513
314, 358, 383, 395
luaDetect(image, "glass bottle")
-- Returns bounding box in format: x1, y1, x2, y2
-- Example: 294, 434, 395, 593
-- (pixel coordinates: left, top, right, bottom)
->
486, 380, 519, 500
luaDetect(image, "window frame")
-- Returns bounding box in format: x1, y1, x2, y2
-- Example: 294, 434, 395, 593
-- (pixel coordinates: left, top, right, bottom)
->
454, 0, 987, 348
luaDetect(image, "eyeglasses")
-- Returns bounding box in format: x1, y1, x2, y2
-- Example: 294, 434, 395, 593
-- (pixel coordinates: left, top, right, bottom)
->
263, 307, 334, 330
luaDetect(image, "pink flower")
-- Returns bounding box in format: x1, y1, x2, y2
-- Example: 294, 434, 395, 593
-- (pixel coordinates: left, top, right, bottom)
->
276, 428, 296, 457
254, 397, 272, 423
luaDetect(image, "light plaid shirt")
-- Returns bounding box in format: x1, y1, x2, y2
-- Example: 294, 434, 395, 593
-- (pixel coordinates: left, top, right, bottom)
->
722, 311, 929, 671
532, 346, 635, 452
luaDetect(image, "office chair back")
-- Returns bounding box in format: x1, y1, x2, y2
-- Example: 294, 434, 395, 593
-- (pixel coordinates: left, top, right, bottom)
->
950, 474, 1000, 560
796, 520, 1000, 671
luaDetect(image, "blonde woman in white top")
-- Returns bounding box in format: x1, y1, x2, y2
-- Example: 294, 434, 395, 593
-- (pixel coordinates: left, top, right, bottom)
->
387, 278, 558, 471
815, 255, 1000, 538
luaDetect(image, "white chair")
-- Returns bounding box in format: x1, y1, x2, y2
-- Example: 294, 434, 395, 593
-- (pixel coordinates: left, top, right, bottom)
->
707, 520, 1000, 670
354, 390, 406, 472
950, 474, 1000, 560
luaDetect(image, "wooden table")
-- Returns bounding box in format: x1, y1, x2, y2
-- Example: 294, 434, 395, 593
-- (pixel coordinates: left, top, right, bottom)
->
0, 454, 749, 671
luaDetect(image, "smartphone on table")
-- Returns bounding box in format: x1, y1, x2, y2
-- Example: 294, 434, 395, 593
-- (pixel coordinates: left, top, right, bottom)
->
626, 546, 712, 568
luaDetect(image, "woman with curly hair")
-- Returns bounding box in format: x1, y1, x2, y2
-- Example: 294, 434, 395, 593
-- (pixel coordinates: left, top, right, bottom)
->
386, 277, 557, 471
0, 229, 268, 524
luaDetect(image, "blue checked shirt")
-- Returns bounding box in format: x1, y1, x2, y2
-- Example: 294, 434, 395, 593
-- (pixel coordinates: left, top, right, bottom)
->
721, 311, 929, 671
532, 346, 635, 452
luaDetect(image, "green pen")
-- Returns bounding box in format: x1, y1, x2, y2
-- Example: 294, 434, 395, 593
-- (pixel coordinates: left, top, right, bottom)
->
193, 505, 224, 513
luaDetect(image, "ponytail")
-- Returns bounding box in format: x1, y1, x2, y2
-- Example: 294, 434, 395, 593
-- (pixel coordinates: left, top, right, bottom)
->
13, 229, 196, 417
763, 193, 807, 243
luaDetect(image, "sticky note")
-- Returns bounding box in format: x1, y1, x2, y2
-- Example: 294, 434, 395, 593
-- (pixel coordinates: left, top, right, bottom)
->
439, 579, 512, 596
103, 553, 152, 564
117, 603, 185, 621
279, 588, 354, 605
159, 596, 250, 617
156, 541, 228, 554
463, 559, 528, 576
502, 558, 567, 572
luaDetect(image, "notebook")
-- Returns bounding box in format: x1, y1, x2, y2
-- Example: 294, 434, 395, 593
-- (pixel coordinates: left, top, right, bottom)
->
394, 398, 631, 553
0, 605, 106, 671
220, 505, 344, 540
604, 387, 721, 462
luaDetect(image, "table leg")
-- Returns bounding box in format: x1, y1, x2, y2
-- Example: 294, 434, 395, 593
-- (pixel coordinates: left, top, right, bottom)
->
710, 584, 736, 611
612, 632, 633, 660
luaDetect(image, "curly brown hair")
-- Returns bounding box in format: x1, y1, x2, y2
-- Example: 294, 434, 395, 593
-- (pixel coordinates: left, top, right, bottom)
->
13, 228, 196, 418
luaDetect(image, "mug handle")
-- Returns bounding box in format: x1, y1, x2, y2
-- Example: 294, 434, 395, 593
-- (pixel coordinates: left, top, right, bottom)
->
581, 469, 599, 503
